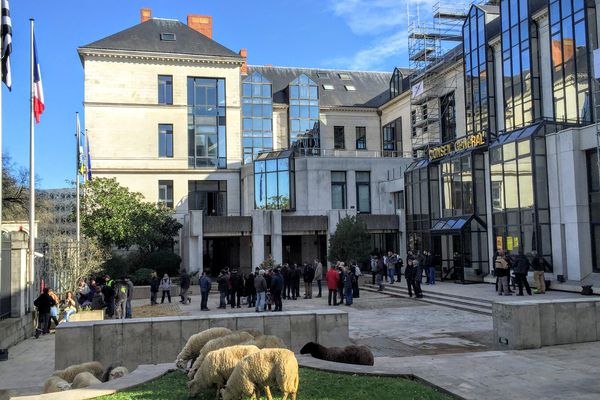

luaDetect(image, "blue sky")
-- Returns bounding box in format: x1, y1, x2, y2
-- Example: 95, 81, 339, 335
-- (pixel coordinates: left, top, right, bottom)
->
3, 0, 431, 188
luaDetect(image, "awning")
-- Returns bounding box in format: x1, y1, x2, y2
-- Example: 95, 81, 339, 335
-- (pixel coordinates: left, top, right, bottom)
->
489, 120, 576, 148
430, 214, 486, 234
405, 158, 429, 172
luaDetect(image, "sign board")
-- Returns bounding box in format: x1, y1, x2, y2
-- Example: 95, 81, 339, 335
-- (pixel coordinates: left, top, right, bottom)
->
411, 81, 424, 98
428, 131, 487, 160
496, 236, 503, 250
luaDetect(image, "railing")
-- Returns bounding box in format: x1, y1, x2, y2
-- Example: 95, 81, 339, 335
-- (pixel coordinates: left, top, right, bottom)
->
293, 148, 406, 158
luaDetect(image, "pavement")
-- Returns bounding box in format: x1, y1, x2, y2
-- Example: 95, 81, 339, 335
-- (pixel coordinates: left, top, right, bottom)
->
0, 282, 597, 399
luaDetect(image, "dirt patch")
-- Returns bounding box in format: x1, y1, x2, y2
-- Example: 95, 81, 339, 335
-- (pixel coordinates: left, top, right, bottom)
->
132, 304, 189, 318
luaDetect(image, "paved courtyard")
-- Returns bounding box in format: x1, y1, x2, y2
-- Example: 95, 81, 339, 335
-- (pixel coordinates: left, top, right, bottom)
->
0, 283, 597, 399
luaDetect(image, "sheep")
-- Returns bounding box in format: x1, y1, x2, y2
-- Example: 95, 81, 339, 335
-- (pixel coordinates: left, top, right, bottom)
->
108, 366, 129, 381
220, 348, 299, 400
300, 342, 374, 366
176, 327, 233, 369
240, 329, 263, 338
52, 361, 104, 383
42, 376, 71, 393
252, 334, 287, 349
71, 371, 102, 389
187, 331, 254, 379
188, 344, 260, 398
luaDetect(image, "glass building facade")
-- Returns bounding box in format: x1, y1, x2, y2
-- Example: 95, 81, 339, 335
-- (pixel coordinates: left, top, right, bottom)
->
188, 180, 228, 216
389, 68, 403, 99
463, 6, 496, 136
588, 150, 600, 272
254, 150, 295, 210
549, 0, 597, 124
242, 72, 273, 163
501, 0, 541, 131
187, 77, 227, 168
289, 74, 320, 148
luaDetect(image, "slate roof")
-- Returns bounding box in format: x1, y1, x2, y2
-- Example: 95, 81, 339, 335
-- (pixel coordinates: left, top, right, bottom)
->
247, 65, 411, 108
79, 18, 242, 59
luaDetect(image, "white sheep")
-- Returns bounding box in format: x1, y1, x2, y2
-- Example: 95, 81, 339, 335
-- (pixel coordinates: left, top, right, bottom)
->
52, 361, 104, 383
187, 331, 254, 379
220, 348, 299, 400
42, 376, 71, 393
71, 371, 102, 389
188, 344, 260, 397
108, 366, 129, 380
252, 334, 287, 349
175, 327, 232, 369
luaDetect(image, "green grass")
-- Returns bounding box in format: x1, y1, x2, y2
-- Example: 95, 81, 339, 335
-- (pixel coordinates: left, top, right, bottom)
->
98, 368, 453, 400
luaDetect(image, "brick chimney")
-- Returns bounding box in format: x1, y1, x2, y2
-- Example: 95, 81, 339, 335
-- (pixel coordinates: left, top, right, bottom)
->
140, 8, 152, 23
239, 48, 248, 75
187, 14, 213, 39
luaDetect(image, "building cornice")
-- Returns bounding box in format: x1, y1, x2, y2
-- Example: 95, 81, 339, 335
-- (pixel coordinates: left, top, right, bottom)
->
77, 48, 244, 67
320, 106, 379, 113
93, 167, 242, 174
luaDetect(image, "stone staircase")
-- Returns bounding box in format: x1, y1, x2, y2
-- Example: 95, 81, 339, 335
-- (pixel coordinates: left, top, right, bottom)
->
362, 283, 493, 316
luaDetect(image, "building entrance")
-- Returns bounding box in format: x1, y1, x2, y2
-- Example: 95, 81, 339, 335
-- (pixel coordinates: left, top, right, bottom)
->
203, 237, 240, 276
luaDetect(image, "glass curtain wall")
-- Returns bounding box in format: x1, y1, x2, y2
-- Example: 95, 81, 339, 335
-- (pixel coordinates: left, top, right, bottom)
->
588, 150, 600, 272
549, 0, 597, 124
405, 162, 439, 252
254, 152, 295, 210
289, 74, 320, 148
463, 6, 496, 136
242, 72, 273, 163
490, 131, 552, 268
440, 92, 457, 143
389, 68, 403, 99
188, 78, 226, 168
501, 0, 541, 131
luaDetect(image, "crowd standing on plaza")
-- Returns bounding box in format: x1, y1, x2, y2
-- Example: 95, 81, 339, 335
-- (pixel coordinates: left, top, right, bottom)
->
493, 250, 548, 296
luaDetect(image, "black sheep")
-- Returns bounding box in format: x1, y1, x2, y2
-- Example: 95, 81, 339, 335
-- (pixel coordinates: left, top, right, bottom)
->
300, 341, 374, 366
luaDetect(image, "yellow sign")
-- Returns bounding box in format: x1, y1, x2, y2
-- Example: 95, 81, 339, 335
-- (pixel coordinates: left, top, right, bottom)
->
506, 237, 513, 251
513, 237, 519, 248
428, 132, 487, 161
496, 236, 503, 250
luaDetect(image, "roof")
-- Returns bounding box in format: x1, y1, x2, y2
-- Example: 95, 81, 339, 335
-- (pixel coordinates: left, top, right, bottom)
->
79, 18, 242, 59
247, 65, 410, 108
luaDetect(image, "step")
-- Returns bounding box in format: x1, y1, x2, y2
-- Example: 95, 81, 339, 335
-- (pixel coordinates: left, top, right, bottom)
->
363, 283, 494, 305
362, 285, 492, 316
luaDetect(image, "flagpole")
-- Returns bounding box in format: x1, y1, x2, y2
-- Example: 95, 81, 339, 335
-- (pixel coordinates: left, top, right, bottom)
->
0, 9, 3, 278
28, 18, 35, 296
76, 112, 81, 271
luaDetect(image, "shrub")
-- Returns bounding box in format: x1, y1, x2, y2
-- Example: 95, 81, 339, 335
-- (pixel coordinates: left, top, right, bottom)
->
131, 268, 157, 285
138, 251, 182, 277
101, 254, 130, 279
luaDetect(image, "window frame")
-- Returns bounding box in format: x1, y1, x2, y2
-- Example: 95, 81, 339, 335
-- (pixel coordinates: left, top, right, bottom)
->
158, 75, 173, 105
158, 180, 174, 208
158, 123, 174, 158
334, 126, 345, 149
355, 126, 367, 150
331, 171, 347, 209
355, 171, 371, 214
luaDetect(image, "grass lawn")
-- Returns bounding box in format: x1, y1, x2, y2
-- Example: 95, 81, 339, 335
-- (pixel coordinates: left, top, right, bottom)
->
98, 368, 453, 400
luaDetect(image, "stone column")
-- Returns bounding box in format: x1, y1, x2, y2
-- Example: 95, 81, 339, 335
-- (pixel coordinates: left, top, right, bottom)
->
187, 211, 203, 274
10, 231, 28, 318
271, 210, 283, 265
251, 210, 266, 269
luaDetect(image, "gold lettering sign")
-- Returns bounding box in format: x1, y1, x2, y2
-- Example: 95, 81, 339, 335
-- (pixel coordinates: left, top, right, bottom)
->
428, 132, 486, 160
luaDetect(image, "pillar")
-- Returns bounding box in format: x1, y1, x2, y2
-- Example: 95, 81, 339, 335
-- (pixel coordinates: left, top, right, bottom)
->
252, 210, 267, 269
187, 211, 203, 274
10, 231, 28, 318
271, 210, 282, 265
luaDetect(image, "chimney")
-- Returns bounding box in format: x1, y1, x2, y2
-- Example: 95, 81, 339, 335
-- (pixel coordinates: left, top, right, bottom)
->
239, 48, 248, 75
140, 8, 152, 23
187, 14, 213, 39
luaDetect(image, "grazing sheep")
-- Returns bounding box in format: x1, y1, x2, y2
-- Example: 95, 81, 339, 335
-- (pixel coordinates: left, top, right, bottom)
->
42, 376, 71, 393
300, 342, 374, 366
187, 331, 254, 379
108, 366, 129, 381
220, 348, 299, 400
240, 329, 263, 338
71, 371, 102, 389
176, 327, 232, 369
188, 344, 260, 397
252, 334, 286, 349
52, 361, 104, 383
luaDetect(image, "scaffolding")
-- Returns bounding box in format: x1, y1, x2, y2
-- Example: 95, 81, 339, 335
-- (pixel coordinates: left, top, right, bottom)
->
407, 1, 474, 157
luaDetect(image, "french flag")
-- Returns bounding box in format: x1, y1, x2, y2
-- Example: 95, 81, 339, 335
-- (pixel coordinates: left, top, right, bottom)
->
33, 34, 44, 124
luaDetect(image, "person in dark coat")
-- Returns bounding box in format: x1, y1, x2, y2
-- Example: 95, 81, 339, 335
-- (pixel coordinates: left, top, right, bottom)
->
270, 268, 283, 311
91, 286, 105, 310
230, 269, 244, 308
245, 272, 256, 307
150, 272, 160, 305
351, 262, 361, 298
102, 275, 116, 318
179, 270, 191, 305
405, 252, 416, 298
124, 277, 134, 318
216, 271, 228, 309
513, 252, 532, 296
290, 264, 300, 300
34, 288, 56, 338
199, 271, 211, 311
281, 264, 290, 299
303, 263, 315, 299
413, 252, 424, 298
343, 267, 354, 306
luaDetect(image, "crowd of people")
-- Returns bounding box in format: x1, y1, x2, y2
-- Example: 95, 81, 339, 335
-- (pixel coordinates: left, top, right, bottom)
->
494, 250, 548, 296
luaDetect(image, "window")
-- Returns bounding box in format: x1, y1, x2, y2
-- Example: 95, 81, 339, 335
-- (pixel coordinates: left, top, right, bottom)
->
288, 74, 320, 148
356, 171, 371, 213
331, 171, 346, 209
394, 191, 405, 210
158, 75, 173, 105
441, 92, 456, 142
317, 72, 330, 79
187, 77, 227, 168
158, 180, 173, 208
356, 126, 366, 150
242, 72, 273, 163
160, 33, 176, 41
334, 126, 345, 149
390, 68, 403, 99
549, 0, 596, 124
254, 154, 295, 210
344, 85, 356, 91
158, 124, 173, 158
322, 84, 334, 90
338, 73, 351, 80
188, 180, 227, 215
411, 110, 417, 137
382, 120, 399, 156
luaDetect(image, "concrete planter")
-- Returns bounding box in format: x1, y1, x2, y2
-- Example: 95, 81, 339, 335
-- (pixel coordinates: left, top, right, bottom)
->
69, 310, 105, 322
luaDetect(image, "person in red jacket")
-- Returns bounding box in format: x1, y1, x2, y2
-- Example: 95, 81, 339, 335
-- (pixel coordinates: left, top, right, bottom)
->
326, 264, 340, 306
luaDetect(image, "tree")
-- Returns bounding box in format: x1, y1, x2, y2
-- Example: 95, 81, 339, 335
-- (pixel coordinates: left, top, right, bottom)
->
47, 234, 107, 293
81, 178, 182, 253
2, 153, 50, 221
328, 216, 371, 264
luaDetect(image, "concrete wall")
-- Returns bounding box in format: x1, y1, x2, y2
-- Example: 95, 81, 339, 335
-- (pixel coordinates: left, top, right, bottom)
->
493, 298, 600, 350
55, 310, 349, 371
0, 313, 34, 350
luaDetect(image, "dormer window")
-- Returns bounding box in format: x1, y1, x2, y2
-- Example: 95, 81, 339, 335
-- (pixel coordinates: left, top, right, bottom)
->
160, 33, 176, 41
344, 85, 356, 91
317, 72, 330, 79
338, 73, 351, 80
322, 84, 334, 90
